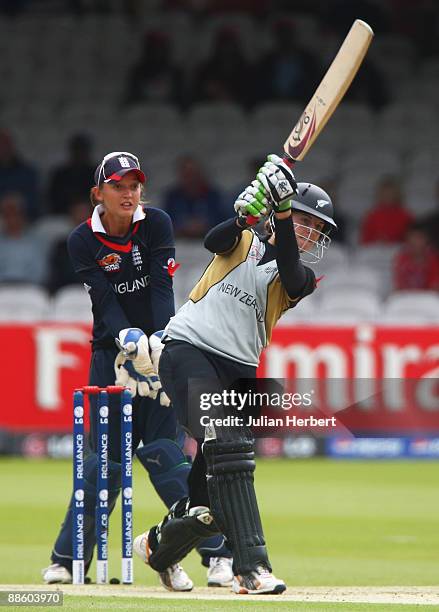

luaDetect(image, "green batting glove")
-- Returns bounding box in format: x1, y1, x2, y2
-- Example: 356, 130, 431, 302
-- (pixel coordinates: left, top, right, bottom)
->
234, 180, 270, 219
257, 154, 297, 212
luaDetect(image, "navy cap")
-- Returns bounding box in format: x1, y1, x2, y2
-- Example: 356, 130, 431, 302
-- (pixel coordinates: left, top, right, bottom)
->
94, 151, 146, 186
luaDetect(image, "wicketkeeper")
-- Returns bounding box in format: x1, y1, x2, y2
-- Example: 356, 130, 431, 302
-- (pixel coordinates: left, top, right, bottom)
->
42, 151, 233, 590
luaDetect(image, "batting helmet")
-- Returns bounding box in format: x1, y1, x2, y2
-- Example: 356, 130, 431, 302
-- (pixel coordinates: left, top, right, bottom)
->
291, 183, 337, 233
268, 182, 337, 264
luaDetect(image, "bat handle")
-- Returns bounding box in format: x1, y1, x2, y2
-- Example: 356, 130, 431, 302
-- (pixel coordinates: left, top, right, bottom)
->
245, 215, 260, 226
282, 155, 296, 168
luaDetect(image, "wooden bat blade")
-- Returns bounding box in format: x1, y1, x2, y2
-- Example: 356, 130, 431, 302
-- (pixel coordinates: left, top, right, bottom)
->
284, 19, 374, 161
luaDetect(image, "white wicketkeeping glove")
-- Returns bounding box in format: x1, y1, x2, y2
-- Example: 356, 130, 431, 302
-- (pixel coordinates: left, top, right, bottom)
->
114, 351, 140, 398
234, 180, 270, 220
257, 154, 297, 212
149, 331, 171, 407
114, 328, 162, 399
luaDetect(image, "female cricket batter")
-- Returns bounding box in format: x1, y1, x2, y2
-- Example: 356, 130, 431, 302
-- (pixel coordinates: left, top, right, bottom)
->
132, 154, 337, 595
42, 151, 233, 590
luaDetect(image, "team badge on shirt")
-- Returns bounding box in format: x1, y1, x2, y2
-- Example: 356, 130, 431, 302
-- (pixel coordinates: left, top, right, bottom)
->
248, 243, 264, 261
97, 253, 122, 272
166, 258, 180, 277
132, 244, 143, 270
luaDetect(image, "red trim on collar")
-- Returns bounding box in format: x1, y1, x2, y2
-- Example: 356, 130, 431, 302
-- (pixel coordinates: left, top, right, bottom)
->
87, 218, 140, 253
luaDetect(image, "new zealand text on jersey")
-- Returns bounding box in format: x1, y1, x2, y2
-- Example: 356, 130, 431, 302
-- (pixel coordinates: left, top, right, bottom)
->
218, 281, 264, 322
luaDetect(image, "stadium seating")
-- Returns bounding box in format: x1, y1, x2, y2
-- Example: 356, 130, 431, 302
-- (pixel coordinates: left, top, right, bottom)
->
52, 285, 93, 323
277, 291, 319, 325
319, 266, 384, 297
32, 216, 71, 246
0, 12, 438, 327
319, 288, 381, 322
0, 285, 50, 321
382, 291, 439, 323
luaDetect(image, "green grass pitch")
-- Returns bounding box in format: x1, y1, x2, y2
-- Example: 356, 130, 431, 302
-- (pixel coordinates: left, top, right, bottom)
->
1, 457, 438, 610
35, 598, 439, 611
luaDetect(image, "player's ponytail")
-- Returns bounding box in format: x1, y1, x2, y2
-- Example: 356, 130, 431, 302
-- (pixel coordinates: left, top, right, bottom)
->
140, 184, 149, 207
90, 187, 100, 207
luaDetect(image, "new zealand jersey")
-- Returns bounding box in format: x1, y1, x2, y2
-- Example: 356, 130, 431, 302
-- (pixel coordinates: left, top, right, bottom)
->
67, 204, 175, 349
165, 229, 315, 366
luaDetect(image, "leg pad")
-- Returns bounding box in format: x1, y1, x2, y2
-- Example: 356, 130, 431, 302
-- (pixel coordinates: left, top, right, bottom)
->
203, 435, 271, 575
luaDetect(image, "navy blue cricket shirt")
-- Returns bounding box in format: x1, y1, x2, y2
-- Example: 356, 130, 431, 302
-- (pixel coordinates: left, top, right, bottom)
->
67, 204, 175, 350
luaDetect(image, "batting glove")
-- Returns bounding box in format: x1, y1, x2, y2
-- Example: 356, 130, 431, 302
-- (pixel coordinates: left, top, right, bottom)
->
234, 180, 270, 221
257, 154, 297, 212
114, 328, 162, 399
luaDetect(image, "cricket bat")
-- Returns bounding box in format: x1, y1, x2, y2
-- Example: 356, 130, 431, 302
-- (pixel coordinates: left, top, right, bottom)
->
283, 19, 374, 162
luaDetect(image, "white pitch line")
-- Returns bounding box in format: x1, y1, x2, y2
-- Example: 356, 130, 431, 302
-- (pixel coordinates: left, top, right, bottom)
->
2, 585, 439, 605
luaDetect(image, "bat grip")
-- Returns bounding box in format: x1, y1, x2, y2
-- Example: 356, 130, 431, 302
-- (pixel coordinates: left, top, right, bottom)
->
245, 215, 260, 226
282, 156, 295, 168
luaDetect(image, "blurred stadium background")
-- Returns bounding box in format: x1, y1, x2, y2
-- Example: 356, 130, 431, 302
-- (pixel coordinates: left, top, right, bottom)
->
0, 0, 438, 459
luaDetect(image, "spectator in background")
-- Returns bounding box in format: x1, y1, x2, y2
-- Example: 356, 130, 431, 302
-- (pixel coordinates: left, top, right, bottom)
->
193, 26, 253, 108
0, 192, 47, 283
47, 133, 95, 215
255, 19, 320, 104
0, 130, 39, 219
360, 176, 413, 244
46, 197, 90, 294
393, 224, 439, 290
124, 30, 186, 109
163, 155, 226, 238
419, 179, 439, 252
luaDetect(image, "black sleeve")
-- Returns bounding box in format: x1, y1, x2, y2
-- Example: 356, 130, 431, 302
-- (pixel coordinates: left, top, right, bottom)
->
148, 210, 176, 331
274, 215, 316, 300
67, 231, 131, 336
204, 217, 247, 254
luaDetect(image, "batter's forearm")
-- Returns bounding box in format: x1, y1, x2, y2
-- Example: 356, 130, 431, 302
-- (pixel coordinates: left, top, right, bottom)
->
204, 217, 248, 254
274, 215, 308, 298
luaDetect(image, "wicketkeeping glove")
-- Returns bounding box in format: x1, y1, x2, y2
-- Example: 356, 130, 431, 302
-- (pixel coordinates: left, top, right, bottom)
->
234, 180, 270, 221
257, 154, 297, 212
114, 328, 162, 399
149, 331, 171, 407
